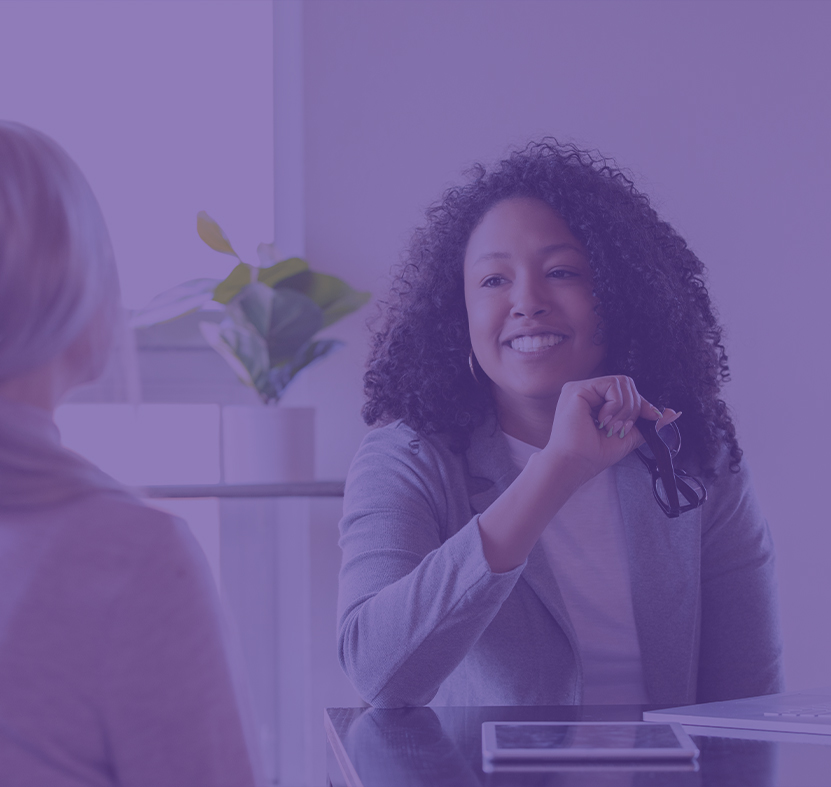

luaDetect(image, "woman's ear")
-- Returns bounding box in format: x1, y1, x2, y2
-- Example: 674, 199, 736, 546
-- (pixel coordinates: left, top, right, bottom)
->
62, 302, 119, 391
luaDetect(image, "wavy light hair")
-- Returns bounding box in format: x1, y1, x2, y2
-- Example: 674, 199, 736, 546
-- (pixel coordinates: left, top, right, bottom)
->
0, 121, 119, 382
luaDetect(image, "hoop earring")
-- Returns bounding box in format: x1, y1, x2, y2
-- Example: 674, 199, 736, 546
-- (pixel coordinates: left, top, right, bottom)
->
468, 349, 480, 384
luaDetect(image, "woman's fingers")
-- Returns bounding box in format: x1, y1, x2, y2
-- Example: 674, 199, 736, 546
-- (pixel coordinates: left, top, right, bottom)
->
593, 376, 642, 438
656, 407, 682, 429
594, 378, 620, 432
562, 375, 679, 442
615, 378, 638, 436
635, 394, 667, 424
589, 377, 681, 444
548, 375, 681, 480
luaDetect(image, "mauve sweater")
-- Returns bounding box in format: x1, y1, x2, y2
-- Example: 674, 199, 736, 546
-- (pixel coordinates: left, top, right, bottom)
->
0, 402, 262, 787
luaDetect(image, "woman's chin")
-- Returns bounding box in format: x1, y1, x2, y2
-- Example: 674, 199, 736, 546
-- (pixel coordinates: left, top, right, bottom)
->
491, 381, 565, 413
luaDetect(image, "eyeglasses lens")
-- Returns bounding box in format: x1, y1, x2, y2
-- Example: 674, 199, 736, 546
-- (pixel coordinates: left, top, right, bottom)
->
658, 423, 680, 454
639, 423, 680, 461
655, 473, 705, 508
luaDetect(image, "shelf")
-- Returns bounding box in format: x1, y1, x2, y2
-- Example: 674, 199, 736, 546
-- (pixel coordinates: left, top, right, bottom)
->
141, 481, 345, 499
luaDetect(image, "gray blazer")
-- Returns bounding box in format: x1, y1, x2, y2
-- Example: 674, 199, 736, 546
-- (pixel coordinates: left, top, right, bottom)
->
337, 418, 784, 708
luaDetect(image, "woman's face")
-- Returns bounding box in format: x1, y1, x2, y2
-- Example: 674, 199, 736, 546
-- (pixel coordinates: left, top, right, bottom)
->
463, 197, 606, 419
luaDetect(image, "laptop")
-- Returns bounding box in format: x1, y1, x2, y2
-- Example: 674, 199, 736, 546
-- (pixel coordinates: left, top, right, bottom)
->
643, 688, 831, 736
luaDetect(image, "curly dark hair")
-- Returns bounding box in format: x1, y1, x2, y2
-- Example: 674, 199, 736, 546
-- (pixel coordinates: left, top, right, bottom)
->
363, 140, 741, 475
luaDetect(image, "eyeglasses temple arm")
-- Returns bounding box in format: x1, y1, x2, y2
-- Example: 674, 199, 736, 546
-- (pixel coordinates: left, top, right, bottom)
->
635, 418, 681, 515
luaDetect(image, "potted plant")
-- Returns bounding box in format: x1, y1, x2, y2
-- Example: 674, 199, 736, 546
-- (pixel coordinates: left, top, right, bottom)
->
131, 211, 370, 403
131, 212, 370, 482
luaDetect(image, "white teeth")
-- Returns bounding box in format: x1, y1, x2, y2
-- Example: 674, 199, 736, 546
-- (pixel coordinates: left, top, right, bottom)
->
510, 333, 565, 352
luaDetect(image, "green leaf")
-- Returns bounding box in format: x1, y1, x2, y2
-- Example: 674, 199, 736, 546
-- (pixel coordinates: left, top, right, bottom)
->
224, 284, 324, 368
268, 338, 343, 400
199, 321, 255, 388
212, 262, 253, 304
197, 211, 239, 257
227, 282, 273, 338
265, 288, 323, 364
256, 256, 308, 287
200, 319, 273, 402
276, 271, 371, 327
129, 278, 220, 328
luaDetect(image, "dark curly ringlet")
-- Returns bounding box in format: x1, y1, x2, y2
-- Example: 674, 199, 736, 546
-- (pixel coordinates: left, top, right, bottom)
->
363, 139, 741, 476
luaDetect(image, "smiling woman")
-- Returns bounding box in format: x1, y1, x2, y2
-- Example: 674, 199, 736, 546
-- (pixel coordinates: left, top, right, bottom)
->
337, 140, 783, 709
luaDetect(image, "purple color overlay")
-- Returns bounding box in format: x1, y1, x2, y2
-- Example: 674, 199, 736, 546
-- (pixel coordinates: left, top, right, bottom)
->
1, 1, 830, 782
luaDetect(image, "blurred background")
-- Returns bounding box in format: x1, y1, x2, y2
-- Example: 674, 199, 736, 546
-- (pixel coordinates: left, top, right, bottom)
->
1, 0, 829, 784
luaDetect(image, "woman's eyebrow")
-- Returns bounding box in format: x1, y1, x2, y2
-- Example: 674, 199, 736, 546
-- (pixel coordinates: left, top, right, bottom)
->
471, 251, 511, 266
538, 242, 585, 257
472, 243, 584, 266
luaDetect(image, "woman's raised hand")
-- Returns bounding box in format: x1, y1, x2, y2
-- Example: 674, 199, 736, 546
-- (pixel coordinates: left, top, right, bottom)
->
479, 375, 680, 573
544, 376, 679, 486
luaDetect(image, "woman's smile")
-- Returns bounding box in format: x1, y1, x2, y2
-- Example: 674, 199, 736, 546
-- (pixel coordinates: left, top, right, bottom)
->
507, 331, 566, 353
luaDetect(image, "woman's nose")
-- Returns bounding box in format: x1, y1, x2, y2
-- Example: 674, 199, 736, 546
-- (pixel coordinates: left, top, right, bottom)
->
510, 276, 549, 318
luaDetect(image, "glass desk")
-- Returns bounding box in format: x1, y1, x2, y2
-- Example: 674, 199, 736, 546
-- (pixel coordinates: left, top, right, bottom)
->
325, 705, 831, 786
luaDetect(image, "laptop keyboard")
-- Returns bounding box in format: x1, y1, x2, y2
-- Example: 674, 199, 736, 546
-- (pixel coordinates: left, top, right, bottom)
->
763, 707, 831, 718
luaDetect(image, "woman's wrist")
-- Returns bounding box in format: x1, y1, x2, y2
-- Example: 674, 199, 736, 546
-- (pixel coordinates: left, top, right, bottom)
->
534, 445, 596, 492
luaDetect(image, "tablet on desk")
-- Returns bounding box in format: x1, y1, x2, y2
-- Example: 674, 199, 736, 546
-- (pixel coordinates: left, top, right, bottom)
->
481, 721, 699, 764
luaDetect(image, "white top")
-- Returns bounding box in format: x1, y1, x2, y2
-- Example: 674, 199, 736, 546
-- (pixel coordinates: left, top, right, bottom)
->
504, 433, 649, 704
0, 403, 263, 786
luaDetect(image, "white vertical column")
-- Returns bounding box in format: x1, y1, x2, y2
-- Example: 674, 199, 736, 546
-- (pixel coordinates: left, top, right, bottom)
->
220, 498, 281, 780
274, 496, 313, 786
273, 5, 313, 785
274, 0, 305, 259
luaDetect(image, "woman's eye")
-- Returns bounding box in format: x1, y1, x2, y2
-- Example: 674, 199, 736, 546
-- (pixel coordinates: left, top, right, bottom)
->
482, 275, 505, 287
547, 268, 577, 279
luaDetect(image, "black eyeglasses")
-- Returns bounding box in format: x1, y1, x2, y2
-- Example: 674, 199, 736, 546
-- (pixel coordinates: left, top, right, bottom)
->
634, 418, 707, 518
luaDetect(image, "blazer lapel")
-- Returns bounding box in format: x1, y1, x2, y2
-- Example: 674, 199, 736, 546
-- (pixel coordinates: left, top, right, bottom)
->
520, 542, 582, 671
465, 421, 582, 672
615, 453, 702, 704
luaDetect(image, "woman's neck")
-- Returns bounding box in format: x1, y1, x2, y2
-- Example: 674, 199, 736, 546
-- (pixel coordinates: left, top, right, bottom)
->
496, 397, 557, 449
0, 359, 72, 414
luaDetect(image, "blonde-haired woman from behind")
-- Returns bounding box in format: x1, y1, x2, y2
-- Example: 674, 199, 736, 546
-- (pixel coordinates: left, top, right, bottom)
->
0, 121, 264, 787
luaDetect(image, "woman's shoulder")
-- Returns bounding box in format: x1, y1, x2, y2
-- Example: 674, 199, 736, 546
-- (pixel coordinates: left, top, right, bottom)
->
0, 492, 213, 637
353, 420, 463, 468
697, 441, 754, 494
74, 488, 185, 532
345, 421, 471, 509
35, 490, 200, 573
690, 441, 765, 536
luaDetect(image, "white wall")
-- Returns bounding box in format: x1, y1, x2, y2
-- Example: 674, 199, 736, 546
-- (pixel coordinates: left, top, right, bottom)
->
301, 0, 831, 690
0, 0, 273, 309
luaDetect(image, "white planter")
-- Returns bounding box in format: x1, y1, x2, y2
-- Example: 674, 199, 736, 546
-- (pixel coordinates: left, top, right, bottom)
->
221, 405, 314, 483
